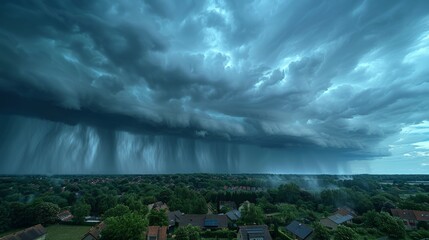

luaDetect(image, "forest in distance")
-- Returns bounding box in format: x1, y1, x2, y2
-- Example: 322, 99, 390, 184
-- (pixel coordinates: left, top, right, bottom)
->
0, 174, 429, 240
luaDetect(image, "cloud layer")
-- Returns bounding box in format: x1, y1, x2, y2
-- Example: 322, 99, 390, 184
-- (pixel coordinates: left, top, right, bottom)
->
1, 0, 429, 173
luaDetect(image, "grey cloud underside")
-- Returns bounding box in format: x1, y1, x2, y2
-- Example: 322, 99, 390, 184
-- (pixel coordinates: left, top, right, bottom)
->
1, 0, 429, 173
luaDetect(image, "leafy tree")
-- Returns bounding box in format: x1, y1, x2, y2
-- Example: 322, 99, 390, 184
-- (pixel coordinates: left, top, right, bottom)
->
72, 201, 91, 224
103, 204, 131, 219
40, 195, 68, 208
168, 187, 207, 214
174, 225, 201, 240
121, 194, 147, 215
409, 229, 429, 240
418, 221, 429, 230
148, 209, 168, 226
102, 213, 147, 240
277, 183, 302, 203
363, 211, 405, 239
97, 194, 118, 214
239, 203, 264, 225
257, 197, 278, 213
334, 225, 358, 240
0, 203, 10, 232
30, 202, 60, 224
277, 204, 299, 225
313, 222, 331, 240
157, 188, 173, 203
9, 202, 27, 227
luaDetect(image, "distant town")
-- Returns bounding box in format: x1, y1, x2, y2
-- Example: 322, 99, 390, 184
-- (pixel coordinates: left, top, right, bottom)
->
0, 174, 428, 240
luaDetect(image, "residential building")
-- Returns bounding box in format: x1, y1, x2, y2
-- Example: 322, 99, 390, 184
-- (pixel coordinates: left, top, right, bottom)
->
320, 207, 355, 230
285, 221, 313, 240
81, 222, 105, 240
391, 209, 429, 229
57, 210, 74, 222
238, 225, 272, 240
0, 224, 46, 240
146, 226, 167, 240
335, 207, 357, 217
148, 202, 168, 211
179, 214, 228, 230
320, 213, 353, 230
226, 209, 241, 221
168, 210, 183, 228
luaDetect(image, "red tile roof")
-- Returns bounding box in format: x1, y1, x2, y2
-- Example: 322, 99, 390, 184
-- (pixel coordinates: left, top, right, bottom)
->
391, 209, 416, 221
147, 226, 167, 240
391, 209, 429, 222
414, 210, 429, 222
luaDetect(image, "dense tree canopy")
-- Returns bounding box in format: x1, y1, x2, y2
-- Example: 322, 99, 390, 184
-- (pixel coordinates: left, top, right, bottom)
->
148, 209, 168, 226
175, 225, 201, 240
102, 213, 147, 240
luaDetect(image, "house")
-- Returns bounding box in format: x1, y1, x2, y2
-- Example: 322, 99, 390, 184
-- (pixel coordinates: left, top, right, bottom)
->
84, 216, 102, 223
179, 214, 228, 230
320, 207, 355, 230
148, 202, 168, 211
81, 222, 105, 240
146, 226, 167, 240
57, 210, 74, 222
168, 210, 183, 227
285, 221, 313, 240
0, 224, 46, 240
321, 213, 353, 230
335, 207, 357, 217
226, 209, 242, 221
391, 209, 429, 229
167, 210, 183, 232
238, 225, 272, 240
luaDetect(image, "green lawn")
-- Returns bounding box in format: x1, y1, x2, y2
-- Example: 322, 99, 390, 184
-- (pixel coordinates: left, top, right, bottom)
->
45, 224, 91, 240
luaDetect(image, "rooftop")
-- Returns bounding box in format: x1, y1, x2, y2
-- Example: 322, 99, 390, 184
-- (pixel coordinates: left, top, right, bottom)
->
328, 214, 353, 224
0, 224, 46, 240
285, 220, 313, 240
238, 225, 272, 240
147, 226, 167, 240
179, 214, 228, 229
226, 209, 242, 221
391, 209, 429, 221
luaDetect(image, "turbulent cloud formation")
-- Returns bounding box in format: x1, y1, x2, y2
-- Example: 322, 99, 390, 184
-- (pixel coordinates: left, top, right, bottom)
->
0, 0, 429, 174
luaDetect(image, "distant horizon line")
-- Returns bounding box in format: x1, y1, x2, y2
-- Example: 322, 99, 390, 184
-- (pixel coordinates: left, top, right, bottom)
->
0, 173, 428, 177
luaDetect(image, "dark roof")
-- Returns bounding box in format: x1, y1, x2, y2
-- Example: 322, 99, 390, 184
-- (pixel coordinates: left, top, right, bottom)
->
286, 221, 313, 240
226, 209, 241, 221
179, 214, 228, 229
391, 209, 417, 221
147, 226, 167, 240
328, 214, 353, 224
238, 225, 272, 240
82, 222, 105, 240
1, 224, 46, 240
168, 210, 183, 226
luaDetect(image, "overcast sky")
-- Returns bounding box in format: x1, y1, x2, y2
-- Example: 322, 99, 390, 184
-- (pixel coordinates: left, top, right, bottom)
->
1, 0, 429, 174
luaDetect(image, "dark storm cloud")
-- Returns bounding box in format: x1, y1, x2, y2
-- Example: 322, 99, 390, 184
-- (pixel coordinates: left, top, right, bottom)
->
1, 0, 429, 164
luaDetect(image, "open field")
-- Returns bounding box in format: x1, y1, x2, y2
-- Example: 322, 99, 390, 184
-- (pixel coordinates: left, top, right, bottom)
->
45, 225, 90, 240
